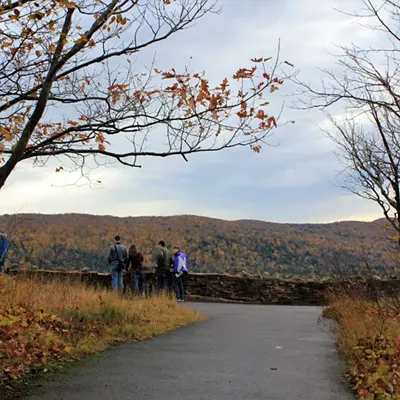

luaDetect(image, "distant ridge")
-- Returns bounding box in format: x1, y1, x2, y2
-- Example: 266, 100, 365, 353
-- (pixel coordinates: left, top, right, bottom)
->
0, 213, 391, 275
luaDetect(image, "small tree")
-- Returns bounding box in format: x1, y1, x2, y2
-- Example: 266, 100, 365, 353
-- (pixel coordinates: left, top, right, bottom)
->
0, 0, 292, 190
297, 0, 400, 250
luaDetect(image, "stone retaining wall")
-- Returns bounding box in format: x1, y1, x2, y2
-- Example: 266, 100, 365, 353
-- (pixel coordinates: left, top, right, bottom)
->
9, 269, 399, 305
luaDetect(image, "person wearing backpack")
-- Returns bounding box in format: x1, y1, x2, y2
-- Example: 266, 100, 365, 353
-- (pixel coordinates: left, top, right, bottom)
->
0, 233, 9, 274
155, 240, 172, 294
107, 235, 128, 294
127, 244, 146, 295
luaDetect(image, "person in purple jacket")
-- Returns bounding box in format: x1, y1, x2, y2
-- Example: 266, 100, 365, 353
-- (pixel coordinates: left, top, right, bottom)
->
172, 246, 188, 302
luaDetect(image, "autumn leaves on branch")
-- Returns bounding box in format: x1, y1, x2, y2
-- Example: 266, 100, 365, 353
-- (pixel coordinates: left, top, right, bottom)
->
0, 0, 293, 189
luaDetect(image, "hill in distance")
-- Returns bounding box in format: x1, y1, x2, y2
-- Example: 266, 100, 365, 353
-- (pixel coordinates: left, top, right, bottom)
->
0, 213, 392, 276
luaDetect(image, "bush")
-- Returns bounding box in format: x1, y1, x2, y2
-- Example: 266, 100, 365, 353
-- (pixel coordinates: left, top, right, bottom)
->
325, 294, 400, 399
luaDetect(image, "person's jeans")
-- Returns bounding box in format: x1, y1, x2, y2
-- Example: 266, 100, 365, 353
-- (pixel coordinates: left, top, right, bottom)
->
132, 269, 146, 294
174, 274, 185, 300
0, 260, 4, 274
155, 269, 168, 294
111, 262, 124, 295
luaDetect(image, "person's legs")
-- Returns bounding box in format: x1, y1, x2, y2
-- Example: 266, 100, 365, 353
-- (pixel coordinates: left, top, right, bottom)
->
177, 275, 184, 301
139, 269, 146, 294
167, 271, 175, 295
155, 269, 163, 294
123, 271, 130, 295
158, 270, 169, 295
111, 267, 119, 291
160, 271, 166, 292
0, 260, 4, 274
118, 271, 124, 295
132, 270, 140, 294
155, 270, 160, 293
173, 274, 183, 300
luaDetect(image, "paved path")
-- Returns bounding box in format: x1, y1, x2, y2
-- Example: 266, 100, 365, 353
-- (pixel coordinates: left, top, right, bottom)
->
24, 303, 354, 400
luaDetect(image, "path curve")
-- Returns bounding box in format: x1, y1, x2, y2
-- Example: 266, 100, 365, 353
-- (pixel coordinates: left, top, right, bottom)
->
24, 303, 354, 400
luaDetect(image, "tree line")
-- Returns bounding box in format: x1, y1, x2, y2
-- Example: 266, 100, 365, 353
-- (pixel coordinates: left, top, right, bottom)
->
0, 213, 391, 276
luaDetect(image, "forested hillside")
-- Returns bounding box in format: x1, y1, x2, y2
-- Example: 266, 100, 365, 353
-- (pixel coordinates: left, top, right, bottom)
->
0, 213, 392, 275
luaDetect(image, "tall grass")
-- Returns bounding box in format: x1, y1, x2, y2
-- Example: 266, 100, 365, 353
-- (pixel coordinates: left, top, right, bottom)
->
325, 293, 400, 399
0, 275, 204, 389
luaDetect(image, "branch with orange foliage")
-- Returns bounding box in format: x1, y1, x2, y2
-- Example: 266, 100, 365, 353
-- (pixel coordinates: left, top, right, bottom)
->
0, 0, 293, 189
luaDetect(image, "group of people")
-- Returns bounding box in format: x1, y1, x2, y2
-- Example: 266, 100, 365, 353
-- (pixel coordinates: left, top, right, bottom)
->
0, 232, 188, 301
107, 236, 188, 301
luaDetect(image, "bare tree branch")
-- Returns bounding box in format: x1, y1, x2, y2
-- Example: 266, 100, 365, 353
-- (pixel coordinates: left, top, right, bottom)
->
297, 0, 400, 250
0, 0, 292, 190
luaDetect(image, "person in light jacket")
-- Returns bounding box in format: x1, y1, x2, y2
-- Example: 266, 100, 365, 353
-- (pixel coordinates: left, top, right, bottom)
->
107, 235, 128, 295
172, 246, 188, 302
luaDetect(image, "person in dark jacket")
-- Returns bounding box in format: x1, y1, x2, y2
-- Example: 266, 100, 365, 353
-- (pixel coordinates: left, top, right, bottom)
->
0, 233, 9, 274
127, 244, 146, 295
173, 246, 188, 302
107, 235, 128, 295
155, 240, 172, 294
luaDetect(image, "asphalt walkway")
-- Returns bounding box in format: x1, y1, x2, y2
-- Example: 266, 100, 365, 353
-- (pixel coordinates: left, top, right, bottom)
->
24, 303, 354, 400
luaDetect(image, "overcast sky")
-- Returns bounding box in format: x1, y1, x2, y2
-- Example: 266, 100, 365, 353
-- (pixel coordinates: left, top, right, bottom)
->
0, 0, 386, 223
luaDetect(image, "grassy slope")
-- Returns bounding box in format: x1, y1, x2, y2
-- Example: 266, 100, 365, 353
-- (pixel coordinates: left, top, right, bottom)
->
0, 275, 204, 395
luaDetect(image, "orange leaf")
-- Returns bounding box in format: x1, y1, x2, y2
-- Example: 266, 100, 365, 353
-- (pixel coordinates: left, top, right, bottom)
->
269, 85, 279, 93
220, 78, 229, 91
233, 67, 257, 80
251, 144, 262, 153
255, 110, 267, 120
267, 116, 277, 128
162, 72, 175, 79
284, 61, 294, 67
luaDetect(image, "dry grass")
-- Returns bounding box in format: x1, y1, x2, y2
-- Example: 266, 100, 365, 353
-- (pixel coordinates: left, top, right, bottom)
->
0, 275, 204, 390
325, 294, 400, 399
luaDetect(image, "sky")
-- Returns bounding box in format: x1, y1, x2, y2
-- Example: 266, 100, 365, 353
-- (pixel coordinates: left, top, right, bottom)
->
0, 0, 387, 223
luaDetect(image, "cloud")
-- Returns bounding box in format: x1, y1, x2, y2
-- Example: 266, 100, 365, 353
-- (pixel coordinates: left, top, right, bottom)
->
0, 0, 387, 223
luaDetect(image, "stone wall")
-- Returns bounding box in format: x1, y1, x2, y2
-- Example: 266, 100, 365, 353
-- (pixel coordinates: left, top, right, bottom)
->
184, 273, 330, 305
8, 269, 400, 305
4, 269, 366, 305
